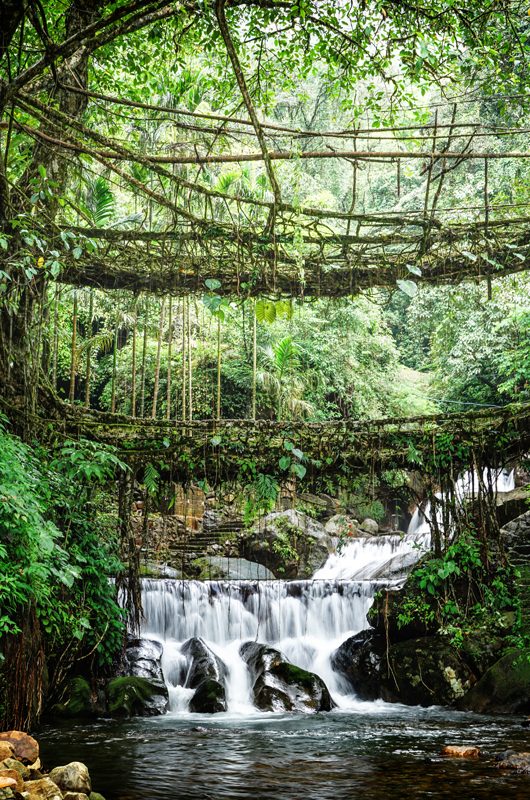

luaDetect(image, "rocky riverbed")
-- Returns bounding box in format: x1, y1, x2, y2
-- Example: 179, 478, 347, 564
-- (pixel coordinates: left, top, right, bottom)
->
0, 730, 105, 800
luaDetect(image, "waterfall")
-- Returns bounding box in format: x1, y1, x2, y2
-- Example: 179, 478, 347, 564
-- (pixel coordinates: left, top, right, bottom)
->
406, 468, 515, 536
138, 467, 515, 715
140, 576, 385, 712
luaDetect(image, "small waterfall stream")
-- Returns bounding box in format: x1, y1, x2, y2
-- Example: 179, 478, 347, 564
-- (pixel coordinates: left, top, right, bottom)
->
139, 467, 516, 714
140, 538, 412, 713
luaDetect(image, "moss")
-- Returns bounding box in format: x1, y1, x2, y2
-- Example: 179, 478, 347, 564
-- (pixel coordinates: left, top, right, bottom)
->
50, 676, 94, 718
271, 662, 316, 691
460, 648, 530, 714
107, 676, 157, 716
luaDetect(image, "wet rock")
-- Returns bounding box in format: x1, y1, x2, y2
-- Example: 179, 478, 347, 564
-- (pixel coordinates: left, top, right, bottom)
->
241, 641, 335, 712
0, 770, 23, 792
182, 637, 227, 713
182, 637, 227, 689
125, 638, 165, 683
459, 648, 530, 714
0, 731, 38, 764
0, 787, 14, 800
240, 510, 332, 578
88, 793, 107, 800
0, 778, 16, 791
441, 745, 480, 758
360, 518, 379, 535
495, 751, 530, 774
107, 676, 169, 717
331, 630, 387, 700
188, 678, 226, 713
49, 762, 91, 794
23, 777, 63, 800
63, 794, 90, 800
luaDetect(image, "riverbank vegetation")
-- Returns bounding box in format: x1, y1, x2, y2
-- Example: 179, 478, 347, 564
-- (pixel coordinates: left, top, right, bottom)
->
1, 0, 530, 733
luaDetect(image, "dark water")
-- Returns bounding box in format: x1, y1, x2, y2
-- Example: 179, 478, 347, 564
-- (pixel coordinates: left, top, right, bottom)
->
39, 705, 529, 800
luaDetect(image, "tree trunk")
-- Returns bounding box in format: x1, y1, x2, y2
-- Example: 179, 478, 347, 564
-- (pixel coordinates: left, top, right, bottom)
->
252, 301, 257, 420
68, 290, 77, 404
131, 296, 138, 417
84, 290, 93, 408
151, 298, 165, 418
140, 298, 149, 417
166, 299, 172, 420
216, 315, 221, 420
110, 321, 118, 413
181, 297, 187, 421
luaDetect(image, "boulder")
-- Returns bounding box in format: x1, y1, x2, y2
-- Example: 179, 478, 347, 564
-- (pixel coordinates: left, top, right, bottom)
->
240, 641, 335, 712
107, 676, 169, 717
459, 648, 530, 714
324, 515, 360, 538
0, 732, 38, 764
360, 518, 379, 535
23, 777, 63, 800
0, 788, 14, 800
0, 747, 13, 764
63, 794, 90, 800
331, 630, 387, 700
240, 510, 332, 578
495, 751, 530, 774
0, 770, 23, 792
382, 636, 476, 707
0, 758, 29, 780
50, 676, 97, 718
441, 745, 480, 758
188, 678, 226, 713
125, 638, 165, 683
49, 762, 91, 794
89, 793, 107, 800
182, 637, 227, 713
182, 637, 227, 689
0, 779, 16, 791
192, 557, 275, 581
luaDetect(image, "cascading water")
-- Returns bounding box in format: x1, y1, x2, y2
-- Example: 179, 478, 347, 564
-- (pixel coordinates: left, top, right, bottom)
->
138, 467, 516, 715
406, 468, 515, 536
140, 576, 385, 712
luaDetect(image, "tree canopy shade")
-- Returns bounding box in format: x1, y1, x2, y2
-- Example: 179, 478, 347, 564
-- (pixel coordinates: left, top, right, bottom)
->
2, 1, 530, 311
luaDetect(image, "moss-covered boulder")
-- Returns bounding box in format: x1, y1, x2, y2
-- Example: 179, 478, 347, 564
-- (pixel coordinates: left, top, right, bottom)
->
382, 636, 476, 706
107, 676, 168, 717
239, 510, 332, 578
188, 678, 226, 713
49, 677, 98, 719
240, 641, 335, 712
459, 648, 530, 714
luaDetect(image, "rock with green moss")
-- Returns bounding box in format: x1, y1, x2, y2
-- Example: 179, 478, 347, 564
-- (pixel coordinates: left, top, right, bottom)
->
188, 678, 226, 713
381, 636, 476, 707
107, 676, 168, 717
459, 648, 530, 714
240, 641, 335, 712
49, 677, 98, 719
240, 510, 332, 578
89, 793, 106, 800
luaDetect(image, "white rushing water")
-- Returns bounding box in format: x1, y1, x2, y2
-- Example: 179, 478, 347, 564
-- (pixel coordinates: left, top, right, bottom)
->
139, 467, 515, 714
141, 576, 385, 712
